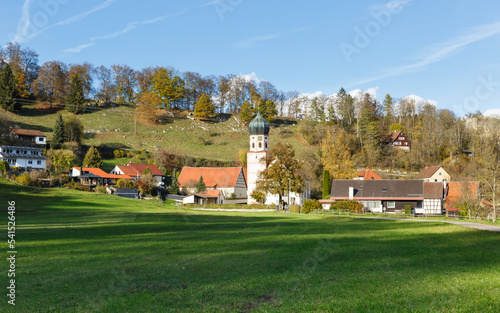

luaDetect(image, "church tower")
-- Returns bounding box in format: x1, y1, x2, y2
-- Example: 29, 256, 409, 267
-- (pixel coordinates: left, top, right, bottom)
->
247, 111, 270, 204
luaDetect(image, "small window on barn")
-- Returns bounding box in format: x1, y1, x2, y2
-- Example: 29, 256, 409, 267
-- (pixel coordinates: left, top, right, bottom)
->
382, 187, 387, 192
439, 172, 442, 176
388, 201, 395, 208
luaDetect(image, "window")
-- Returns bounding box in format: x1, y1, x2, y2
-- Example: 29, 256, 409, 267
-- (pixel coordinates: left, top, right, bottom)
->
265, 143, 268, 149
252, 143, 255, 149
399, 137, 405, 140
258, 142, 262, 149
439, 172, 442, 176
387, 201, 395, 208
28, 160, 32, 164
382, 187, 387, 192
37, 161, 41, 165
24, 151, 27, 154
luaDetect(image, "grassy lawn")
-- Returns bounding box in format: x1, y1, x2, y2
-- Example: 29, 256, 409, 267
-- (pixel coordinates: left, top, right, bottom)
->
1, 177, 499, 312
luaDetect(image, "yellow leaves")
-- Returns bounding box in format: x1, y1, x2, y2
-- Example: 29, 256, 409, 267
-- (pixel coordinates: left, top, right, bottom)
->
321, 128, 355, 180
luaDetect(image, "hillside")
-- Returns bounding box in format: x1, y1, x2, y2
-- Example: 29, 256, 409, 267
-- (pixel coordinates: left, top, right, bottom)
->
1, 103, 313, 163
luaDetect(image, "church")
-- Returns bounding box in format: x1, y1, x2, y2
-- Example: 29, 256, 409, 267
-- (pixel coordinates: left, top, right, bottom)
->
246, 112, 303, 206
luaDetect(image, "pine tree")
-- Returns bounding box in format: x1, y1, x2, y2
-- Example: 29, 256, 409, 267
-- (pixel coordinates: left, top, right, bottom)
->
239, 100, 254, 125
83, 146, 103, 168
322, 170, 331, 199
196, 175, 206, 193
383, 94, 393, 130
52, 114, 66, 149
0, 64, 21, 112
168, 170, 180, 195
194, 94, 214, 118
66, 74, 85, 114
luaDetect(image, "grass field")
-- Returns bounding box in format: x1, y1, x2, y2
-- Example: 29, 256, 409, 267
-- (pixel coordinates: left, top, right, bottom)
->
1, 177, 499, 312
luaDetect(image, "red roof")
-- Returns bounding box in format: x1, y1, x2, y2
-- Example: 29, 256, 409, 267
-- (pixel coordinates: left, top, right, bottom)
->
196, 190, 222, 198
416, 166, 442, 179
72, 167, 132, 179
127, 163, 164, 176
444, 181, 479, 209
178, 167, 244, 188
357, 169, 382, 180
10, 128, 46, 137
390, 130, 403, 142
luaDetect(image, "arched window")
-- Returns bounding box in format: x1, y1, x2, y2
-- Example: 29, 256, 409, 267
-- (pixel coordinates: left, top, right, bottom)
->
252, 143, 255, 149
258, 142, 262, 149
265, 143, 268, 149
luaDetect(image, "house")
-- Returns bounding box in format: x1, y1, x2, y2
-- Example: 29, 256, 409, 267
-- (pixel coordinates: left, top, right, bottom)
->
183, 190, 225, 205
323, 180, 445, 215
9, 128, 47, 146
354, 169, 382, 180
71, 167, 132, 186
386, 130, 411, 151
0, 145, 46, 170
110, 163, 165, 187
178, 167, 247, 203
416, 166, 450, 182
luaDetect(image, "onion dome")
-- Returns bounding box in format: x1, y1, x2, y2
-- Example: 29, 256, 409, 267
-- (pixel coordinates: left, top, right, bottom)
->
248, 111, 270, 135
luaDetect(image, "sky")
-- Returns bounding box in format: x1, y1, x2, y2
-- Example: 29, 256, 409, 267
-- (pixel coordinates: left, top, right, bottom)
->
1, 0, 500, 117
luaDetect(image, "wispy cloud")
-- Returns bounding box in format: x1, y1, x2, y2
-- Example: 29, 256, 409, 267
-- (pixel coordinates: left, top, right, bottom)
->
12, 0, 116, 44
234, 28, 308, 49
349, 20, 500, 87
63, 1, 216, 54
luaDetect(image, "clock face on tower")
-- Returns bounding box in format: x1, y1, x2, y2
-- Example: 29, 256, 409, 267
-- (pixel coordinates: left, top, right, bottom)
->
258, 136, 262, 140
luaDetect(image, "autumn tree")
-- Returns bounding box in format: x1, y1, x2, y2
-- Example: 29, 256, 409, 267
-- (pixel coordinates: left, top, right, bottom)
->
112, 64, 136, 103
33, 61, 68, 105
52, 114, 66, 149
321, 127, 355, 179
46, 149, 78, 172
83, 146, 103, 168
137, 168, 157, 196
0, 64, 21, 112
151, 68, 185, 108
168, 169, 180, 195
239, 100, 254, 125
0, 42, 39, 92
253, 142, 304, 207
66, 74, 85, 114
194, 94, 215, 118
259, 99, 278, 122
95, 65, 116, 103
137, 92, 162, 124
69, 62, 93, 97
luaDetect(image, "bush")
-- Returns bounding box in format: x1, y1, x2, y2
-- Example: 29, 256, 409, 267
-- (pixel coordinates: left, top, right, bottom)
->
116, 179, 135, 189
404, 205, 412, 215
63, 181, 87, 191
289, 205, 301, 213
15, 172, 33, 186
0, 160, 9, 175
95, 186, 107, 194
330, 200, 363, 214
302, 199, 322, 214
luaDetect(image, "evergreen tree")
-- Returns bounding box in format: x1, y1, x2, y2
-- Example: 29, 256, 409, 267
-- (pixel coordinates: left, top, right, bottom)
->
66, 74, 85, 114
194, 94, 214, 118
52, 114, 66, 149
322, 170, 331, 199
83, 146, 103, 168
383, 94, 393, 130
168, 169, 180, 195
336, 87, 355, 131
239, 100, 254, 125
196, 175, 206, 193
0, 64, 21, 112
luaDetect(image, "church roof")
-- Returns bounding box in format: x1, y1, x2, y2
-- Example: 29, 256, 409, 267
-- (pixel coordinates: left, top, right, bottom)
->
248, 111, 270, 135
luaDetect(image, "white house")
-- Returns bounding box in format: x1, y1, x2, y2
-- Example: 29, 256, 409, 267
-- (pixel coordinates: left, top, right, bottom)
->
10, 128, 47, 146
0, 145, 46, 170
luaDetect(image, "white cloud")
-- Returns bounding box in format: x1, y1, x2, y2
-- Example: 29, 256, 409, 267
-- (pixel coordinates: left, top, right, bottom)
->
300, 91, 325, 99
484, 108, 500, 118
237, 72, 261, 83
12, 0, 34, 43
401, 94, 437, 106
348, 87, 379, 99
350, 20, 500, 87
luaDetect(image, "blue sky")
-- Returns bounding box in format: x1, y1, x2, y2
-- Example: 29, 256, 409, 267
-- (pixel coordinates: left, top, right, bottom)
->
1, 0, 500, 117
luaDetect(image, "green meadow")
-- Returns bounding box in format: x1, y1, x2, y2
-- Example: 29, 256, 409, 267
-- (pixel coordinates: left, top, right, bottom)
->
1, 177, 499, 312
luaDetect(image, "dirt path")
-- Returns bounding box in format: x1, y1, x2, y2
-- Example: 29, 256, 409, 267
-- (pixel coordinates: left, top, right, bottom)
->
355, 216, 500, 232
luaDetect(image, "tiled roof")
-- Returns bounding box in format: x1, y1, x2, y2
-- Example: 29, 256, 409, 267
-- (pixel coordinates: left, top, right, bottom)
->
178, 167, 243, 188
357, 169, 382, 180
330, 180, 424, 199
73, 167, 132, 179
416, 166, 441, 179
196, 190, 222, 198
423, 182, 444, 199
10, 128, 46, 137
390, 130, 403, 142
126, 163, 164, 176
444, 181, 479, 209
